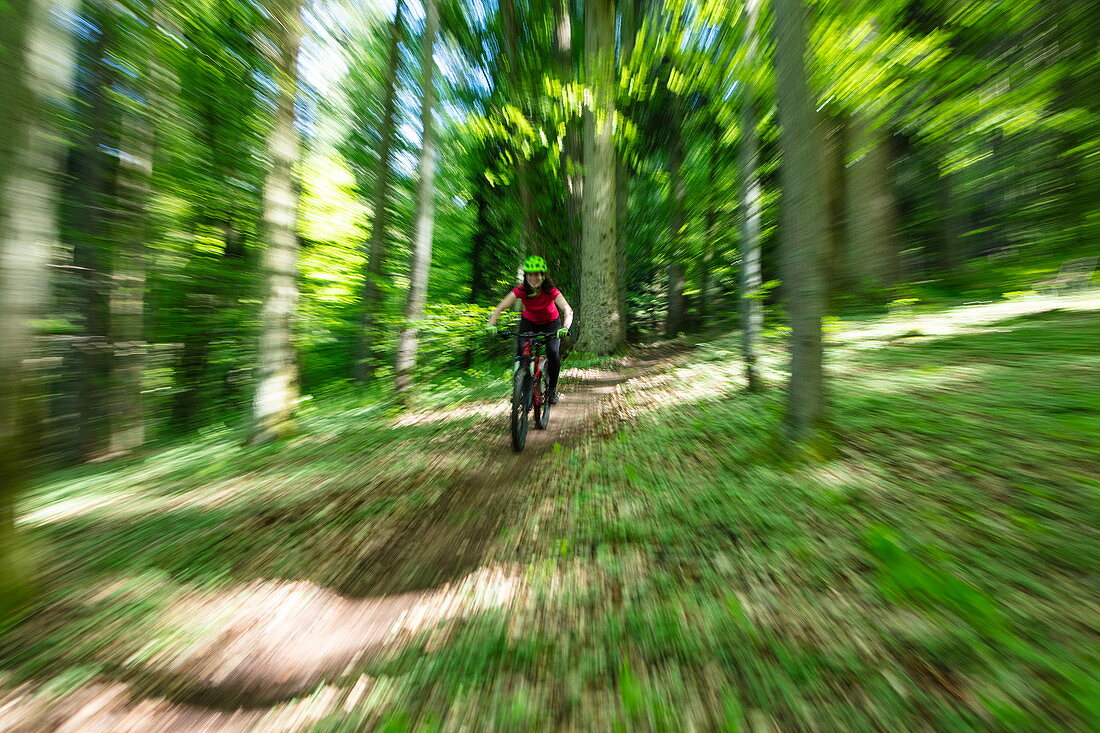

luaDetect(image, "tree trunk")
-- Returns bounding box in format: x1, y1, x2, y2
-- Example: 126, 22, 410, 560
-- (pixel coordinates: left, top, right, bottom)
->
556, 0, 583, 305
822, 115, 845, 299
700, 209, 714, 321
616, 0, 637, 335
0, 0, 79, 615
700, 120, 720, 324
773, 0, 827, 441
71, 8, 117, 460
500, 0, 535, 253
394, 0, 439, 397
739, 0, 765, 392
171, 331, 207, 432
739, 107, 764, 391
843, 116, 899, 291
975, 131, 1007, 256
108, 68, 154, 456
938, 156, 966, 272
616, 157, 630, 333
576, 0, 622, 354
354, 0, 405, 382
470, 151, 493, 306
465, 156, 494, 369
665, 135, 686, 336
249, 0, 303, 444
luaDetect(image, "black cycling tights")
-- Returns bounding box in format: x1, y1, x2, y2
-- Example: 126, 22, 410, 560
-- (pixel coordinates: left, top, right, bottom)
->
518, 317, 561, 392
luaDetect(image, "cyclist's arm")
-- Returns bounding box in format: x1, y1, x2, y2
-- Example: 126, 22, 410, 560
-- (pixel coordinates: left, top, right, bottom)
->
487, 291, 518, 326
555, 293, 574, 330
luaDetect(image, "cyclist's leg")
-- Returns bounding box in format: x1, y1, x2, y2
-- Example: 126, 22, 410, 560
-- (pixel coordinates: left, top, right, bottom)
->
544, 318, 562, 394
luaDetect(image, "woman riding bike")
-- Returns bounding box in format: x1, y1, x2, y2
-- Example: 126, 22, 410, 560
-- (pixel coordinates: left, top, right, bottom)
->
486, 256, 573, 404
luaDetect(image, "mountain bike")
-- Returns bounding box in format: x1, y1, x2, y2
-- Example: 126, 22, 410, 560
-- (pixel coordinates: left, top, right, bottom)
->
498, 331, 555, 451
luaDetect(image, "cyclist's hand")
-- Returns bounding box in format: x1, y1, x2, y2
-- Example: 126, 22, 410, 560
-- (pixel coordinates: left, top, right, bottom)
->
556, 327, 569, 339
484, 324, 498, 336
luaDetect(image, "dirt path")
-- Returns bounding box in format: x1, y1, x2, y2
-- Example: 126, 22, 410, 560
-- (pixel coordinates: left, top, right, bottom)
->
0, 343, 694, 732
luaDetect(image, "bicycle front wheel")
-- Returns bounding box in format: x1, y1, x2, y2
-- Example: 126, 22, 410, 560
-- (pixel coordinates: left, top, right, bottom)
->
511, 368, 531, 451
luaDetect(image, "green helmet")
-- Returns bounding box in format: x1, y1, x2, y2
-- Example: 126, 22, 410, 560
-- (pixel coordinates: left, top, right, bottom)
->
522, 255, 547, 273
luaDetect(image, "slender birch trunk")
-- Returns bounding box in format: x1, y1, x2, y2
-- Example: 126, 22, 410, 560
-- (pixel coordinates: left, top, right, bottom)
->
739, 0, 764, 391
394, 0, 440, 397
355, 0, 405, 382
249, 0, 303, 444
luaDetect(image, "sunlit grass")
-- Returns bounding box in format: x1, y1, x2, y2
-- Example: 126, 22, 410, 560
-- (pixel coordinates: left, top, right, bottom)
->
4, 296, 1099, 729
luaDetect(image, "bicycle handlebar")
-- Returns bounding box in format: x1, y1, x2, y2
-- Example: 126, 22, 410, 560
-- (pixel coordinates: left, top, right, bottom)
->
496, 330, 557, 341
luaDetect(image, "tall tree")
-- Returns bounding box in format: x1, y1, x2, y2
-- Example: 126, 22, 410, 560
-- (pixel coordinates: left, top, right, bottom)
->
664, 129, 687, 336
69, 0, 118, 460
616, 0, 638, 332
821, 116, 846, 296
843, 117, 899, 290
394, 0, 440, 397
498, 0, 535, 255
1, 0, 79, 613
469, 146, 497, 307
937, 155, 966, 272
699, 118, 720, 322
738, 0, 764, 392
108, 10, 155, 456
249, 0, 303, 444
555, 0, 582, 292
773, 0, 827, 440
166, 1, 269, 432
576, 0, 623, 354
354, 0, 405, 382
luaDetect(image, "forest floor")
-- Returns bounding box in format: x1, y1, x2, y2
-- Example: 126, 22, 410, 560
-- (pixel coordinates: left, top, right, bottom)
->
2, 291, 1099, 731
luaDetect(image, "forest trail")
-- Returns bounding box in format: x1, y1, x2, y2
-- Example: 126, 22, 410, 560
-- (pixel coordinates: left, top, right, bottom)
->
0, 342, 695, 732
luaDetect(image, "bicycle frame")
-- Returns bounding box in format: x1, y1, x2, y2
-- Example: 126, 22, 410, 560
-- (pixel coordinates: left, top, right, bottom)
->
515, 335, 549, 409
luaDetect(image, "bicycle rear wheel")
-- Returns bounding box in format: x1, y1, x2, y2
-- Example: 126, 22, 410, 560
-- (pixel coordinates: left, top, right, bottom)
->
534, 372, 551, 429
511, 368, 531, 451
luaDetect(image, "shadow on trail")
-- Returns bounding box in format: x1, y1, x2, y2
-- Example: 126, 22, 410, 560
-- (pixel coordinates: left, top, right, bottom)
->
334, 358, 651, 597
335, 339, 701, 597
